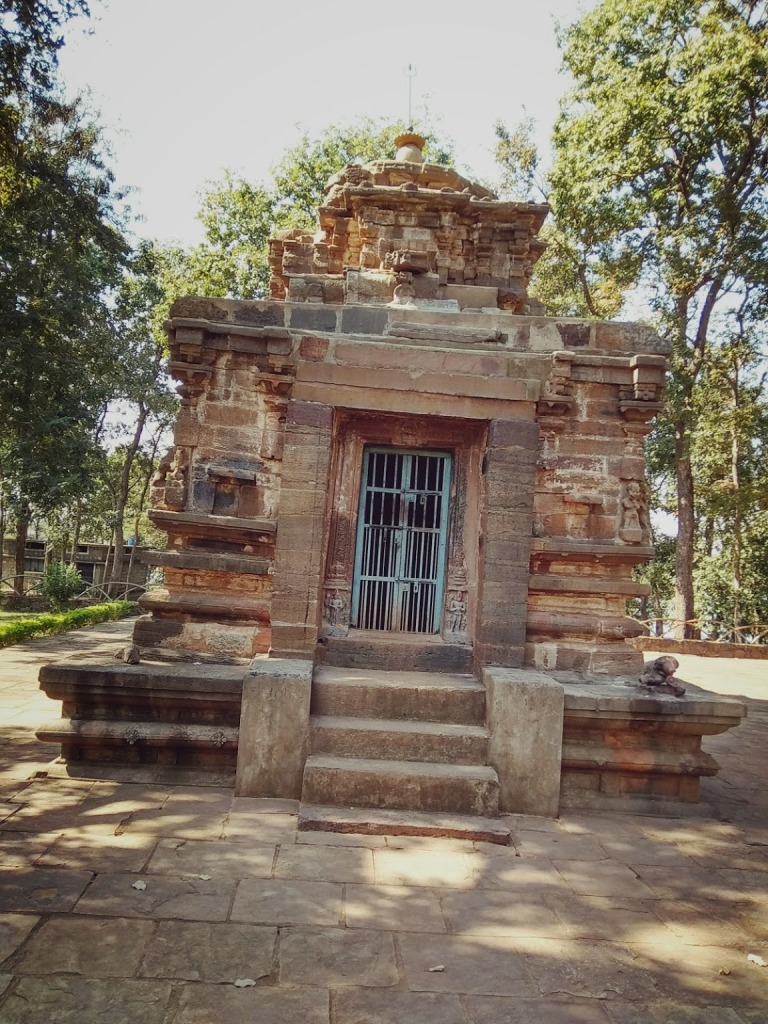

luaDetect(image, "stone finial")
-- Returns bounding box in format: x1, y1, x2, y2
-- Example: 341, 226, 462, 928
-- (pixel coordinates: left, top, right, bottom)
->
394, 131, 425, 164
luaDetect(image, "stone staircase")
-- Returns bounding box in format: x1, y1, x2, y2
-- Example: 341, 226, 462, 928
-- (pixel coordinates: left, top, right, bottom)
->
298, 665, 510, 844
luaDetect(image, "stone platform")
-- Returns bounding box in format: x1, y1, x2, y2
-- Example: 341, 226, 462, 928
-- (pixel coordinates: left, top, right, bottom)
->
1, 623, 767, 1022
36, 645, 746, 820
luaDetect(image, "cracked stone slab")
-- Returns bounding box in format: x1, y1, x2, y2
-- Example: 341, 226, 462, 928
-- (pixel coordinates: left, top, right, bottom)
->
279, 927, 398, 987
552, 861, 658, 899
398, 933, 537, 996
0, 913, 39, 963
466, 997, 611, 1024
221, 811, 299, 844
173, 984, 329, 1024
146, 837, 276, 878
0, 868, 92, 913
0, 976, 173, 1024
603, 1000, 750, 1023
231, 878, 342, 927
542, 894, 669, 943
73, 872, 233, 921
333, 988, 466, 1023
139, 920, 276, 982
625, 941, 768, 1007
0, 836, 53, 868
345, 884, 447, 933
16, 916, 154, 977
274, 845, 375, 884
517, 936, 665, 1001
439, 889, 565, 938
372, 848, 476, 888
36, 834, 157, 873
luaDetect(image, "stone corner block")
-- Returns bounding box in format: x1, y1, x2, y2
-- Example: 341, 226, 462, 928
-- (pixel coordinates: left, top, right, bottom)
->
235, 659, 313, 799
483, 667, 564, 817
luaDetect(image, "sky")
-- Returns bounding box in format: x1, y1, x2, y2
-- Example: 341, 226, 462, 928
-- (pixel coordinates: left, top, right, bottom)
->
58, 0, 597, 247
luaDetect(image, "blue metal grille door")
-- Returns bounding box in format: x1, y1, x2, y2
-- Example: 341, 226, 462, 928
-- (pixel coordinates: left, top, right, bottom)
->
352, 448, 452, 633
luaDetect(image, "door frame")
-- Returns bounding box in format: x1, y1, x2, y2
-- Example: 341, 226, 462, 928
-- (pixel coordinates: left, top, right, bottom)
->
320, 411, 486, 645
350, 446, 453, 634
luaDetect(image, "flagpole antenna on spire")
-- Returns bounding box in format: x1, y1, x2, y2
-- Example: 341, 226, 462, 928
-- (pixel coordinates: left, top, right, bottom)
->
405, 63, 417, 130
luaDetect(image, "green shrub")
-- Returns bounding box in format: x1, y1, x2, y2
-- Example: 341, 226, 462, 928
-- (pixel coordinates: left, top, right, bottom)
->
38, 561, 84, 611
0, 601, 137, 648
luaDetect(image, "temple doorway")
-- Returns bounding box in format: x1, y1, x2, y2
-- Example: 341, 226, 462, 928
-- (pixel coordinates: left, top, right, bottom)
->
351, 447, 452, 633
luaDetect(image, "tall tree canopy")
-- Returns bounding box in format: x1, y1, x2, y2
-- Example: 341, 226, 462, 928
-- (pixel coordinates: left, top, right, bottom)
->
549, 0, 768, 634
170, 118, 454, 301
0, 1, 134, 588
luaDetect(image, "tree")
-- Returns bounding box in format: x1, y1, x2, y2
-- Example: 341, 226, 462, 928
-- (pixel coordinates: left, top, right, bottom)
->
550, 0, 768, 636
494, 118, 633, 319
1, 1, 130, 592
102, 242, 177, 584
170, 117, 455, 301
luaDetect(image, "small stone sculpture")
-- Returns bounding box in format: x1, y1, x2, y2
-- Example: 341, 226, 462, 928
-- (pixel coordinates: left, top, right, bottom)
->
639, 655, 686, 697
115, 645, 141, 665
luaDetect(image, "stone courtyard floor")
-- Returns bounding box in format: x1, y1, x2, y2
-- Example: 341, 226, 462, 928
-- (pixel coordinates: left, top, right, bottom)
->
0, 622, 766, 1023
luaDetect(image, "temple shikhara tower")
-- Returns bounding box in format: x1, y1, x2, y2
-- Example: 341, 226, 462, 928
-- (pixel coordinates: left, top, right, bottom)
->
39, 134, 744, 839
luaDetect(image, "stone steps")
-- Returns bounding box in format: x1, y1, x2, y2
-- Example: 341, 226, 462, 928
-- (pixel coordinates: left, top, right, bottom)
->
311, 667, 485, 725
298, 804, 511, 845
301, 754, 500, 816
321, 633, 473, 673
310, 715, 489, 764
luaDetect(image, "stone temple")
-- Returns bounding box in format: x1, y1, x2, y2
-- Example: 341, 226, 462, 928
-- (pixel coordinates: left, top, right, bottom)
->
38, 133, 744, 839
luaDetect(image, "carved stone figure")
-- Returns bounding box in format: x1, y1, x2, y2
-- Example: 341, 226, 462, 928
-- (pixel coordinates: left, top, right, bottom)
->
620, 480, 645, 543
639, 656, 686, 697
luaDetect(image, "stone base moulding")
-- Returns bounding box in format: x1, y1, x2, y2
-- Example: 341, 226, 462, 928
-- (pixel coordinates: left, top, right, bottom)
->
235, 658, 313, 798
484, 667, 564, 817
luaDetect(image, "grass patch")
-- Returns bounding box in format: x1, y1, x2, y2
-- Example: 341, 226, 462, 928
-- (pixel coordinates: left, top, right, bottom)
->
0, 602, 137, 649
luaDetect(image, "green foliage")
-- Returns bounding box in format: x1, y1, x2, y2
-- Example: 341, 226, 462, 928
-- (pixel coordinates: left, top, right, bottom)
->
493, 119, 634, 319
165, 117, 455, 302
0, 600, 136, 648
38, 559, 83, 609
549, 0, 768, 630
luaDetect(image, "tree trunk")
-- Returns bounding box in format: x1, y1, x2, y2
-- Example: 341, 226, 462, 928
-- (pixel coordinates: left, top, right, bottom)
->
108, 404, 149, 585
13, 502, 30, 597
673, 422, 697, 639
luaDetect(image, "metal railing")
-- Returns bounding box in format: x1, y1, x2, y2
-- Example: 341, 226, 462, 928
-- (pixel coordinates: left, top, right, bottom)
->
636, 618, 768, 645
0, 575, 148, 603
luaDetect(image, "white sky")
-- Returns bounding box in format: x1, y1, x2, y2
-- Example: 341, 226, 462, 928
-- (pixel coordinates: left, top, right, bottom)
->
59, 0, 597, 246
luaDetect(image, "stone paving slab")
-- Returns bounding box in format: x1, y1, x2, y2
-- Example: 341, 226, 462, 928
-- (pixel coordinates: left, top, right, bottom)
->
172, 984, 329, 1024
279, 927, 398, 987
146, 837, 276, 878
16, 915, 154, 977
398, 931, 538, 997
333, 987, 467, 1024
345, 882, 447, 932
465, 997, 612, 1024
138, 920, 276, 982
73, 872, 234, 921
0, 976, 174, 1023
0, 867, 92, 913
0, 627, 767, 1022
231, 878, 343, 927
